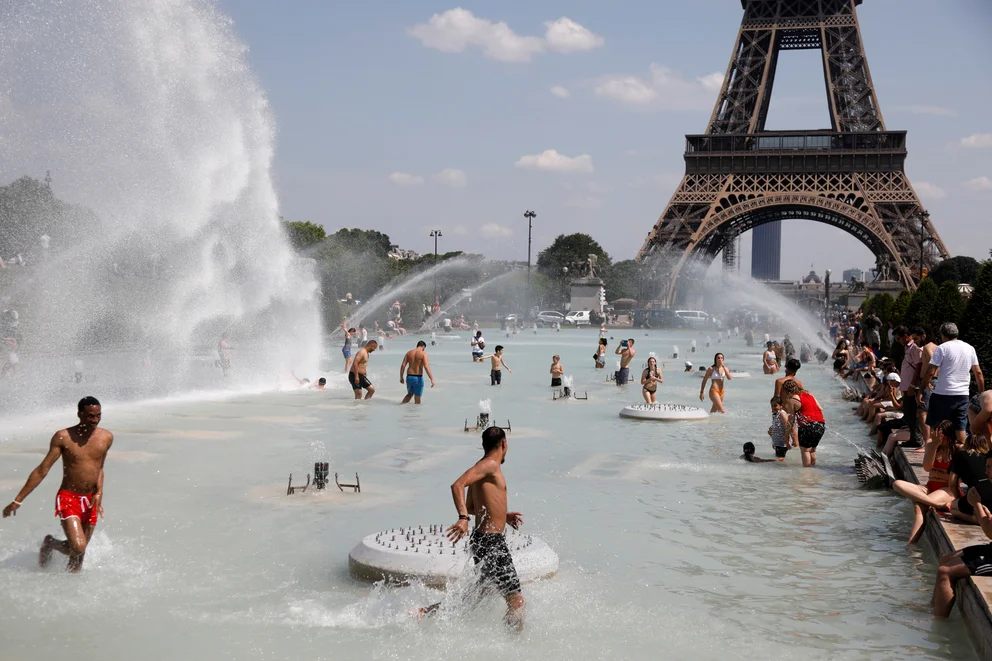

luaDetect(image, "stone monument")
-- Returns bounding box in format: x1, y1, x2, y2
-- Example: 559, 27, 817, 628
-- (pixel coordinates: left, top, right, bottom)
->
568, 254, 606, 316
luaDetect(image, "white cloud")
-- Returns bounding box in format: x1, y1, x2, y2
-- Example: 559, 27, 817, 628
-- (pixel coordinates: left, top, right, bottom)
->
595, 64, 724, 110
434, 168, 468, 188
388, 172, 424, 186
915, 181, 946, 200
963, 176, 992, 191
961, 134, 992, 149
550, 85, 571, 99
480, 223, 513, 238
515, 149, 594, 174
564, 195, 605, 209
407, 9, 601, 63
543, 17, 604, 53
895, 105, 957, 117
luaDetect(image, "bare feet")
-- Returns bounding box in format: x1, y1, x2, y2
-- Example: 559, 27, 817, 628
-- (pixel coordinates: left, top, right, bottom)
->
39, 535, 56, 568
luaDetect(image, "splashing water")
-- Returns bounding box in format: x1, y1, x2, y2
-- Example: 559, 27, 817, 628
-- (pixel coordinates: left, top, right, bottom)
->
478, 398, 492, 414
0, 0, 321, 410
419, 270, 519, 332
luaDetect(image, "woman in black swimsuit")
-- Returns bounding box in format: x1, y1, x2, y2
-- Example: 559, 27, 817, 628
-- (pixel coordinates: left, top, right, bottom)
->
641, 357, 662, 404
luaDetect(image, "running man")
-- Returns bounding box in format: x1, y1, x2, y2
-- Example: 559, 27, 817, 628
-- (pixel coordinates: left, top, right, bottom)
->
400, 340, 435, 405
349, 340, 377, 399
2, 397, 113, 572
615, 338, 636, 386
471, 331, 486, 362
480, 345, 512, 386
416, 426, 525, 630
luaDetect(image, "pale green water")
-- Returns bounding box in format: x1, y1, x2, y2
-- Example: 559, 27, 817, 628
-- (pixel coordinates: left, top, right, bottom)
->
0, 329, 974, 660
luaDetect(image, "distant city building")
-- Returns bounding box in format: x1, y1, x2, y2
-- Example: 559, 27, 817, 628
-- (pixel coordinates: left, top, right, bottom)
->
842, 268, 866, 283
751, 222, 781, 280
387, 245, 421, 260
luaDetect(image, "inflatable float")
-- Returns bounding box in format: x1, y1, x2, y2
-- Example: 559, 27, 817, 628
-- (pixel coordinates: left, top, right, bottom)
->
618, 403, 709, 421
349, 525, 558, 587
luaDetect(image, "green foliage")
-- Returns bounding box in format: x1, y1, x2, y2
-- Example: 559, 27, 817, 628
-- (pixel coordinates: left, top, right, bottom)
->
603, 259, 646, 302
859, 296, 873, 313
326, 228, 394, 260
536, 233, 611, 278
930, 255, 981, 286
960, 261, 992, 378
932, 281, 966, 330
0, 175, 101, 255
890, 290, 912, 327
904, 277, 939, 338
283, 220, 326, 252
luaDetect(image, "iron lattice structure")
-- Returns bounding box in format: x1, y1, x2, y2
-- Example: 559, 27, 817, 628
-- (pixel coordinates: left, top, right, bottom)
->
637, 0, 948, 304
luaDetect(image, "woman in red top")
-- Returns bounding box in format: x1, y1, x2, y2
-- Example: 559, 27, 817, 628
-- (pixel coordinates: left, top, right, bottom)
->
891, 421, 960, 543
782, 380, 825, 468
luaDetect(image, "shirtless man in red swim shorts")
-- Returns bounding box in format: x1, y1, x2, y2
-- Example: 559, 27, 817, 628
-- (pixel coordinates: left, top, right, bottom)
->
2, 396, 113, 572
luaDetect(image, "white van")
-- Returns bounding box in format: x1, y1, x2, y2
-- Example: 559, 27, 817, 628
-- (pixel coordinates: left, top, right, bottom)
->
674, 310, 710, 328
564, 310, 591, 326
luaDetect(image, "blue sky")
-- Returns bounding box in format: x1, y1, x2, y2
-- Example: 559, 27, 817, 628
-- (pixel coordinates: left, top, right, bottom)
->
219, 0, 992, 279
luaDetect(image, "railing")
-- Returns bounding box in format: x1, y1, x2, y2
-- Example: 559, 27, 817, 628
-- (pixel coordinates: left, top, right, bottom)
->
685, 131, 907, 155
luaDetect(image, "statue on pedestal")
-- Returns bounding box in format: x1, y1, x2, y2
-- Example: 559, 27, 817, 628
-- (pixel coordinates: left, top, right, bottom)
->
570, 254, 601, 280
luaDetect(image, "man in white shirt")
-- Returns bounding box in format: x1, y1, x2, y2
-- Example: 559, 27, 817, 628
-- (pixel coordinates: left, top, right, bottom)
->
920, 322, 985, 444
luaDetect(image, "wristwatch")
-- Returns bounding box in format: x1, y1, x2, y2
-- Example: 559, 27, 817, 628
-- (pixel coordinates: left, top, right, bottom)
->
458, 514, 470, 521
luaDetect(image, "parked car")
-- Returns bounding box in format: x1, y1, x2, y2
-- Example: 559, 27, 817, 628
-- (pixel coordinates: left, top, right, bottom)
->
564, 310, 592, 326
536, 311, 565, 327
503, 313, 522, 325
674, 309, 711, 328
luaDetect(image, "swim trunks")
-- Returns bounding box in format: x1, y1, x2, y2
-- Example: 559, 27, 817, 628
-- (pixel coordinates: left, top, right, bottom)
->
55, 489, 98, 526
961, 543, 992, 577
773, 446, 789, 458
349, 372, 373, 391
490, 369, 502, 386
470, 530, 521, 597
551, 377, 562, 387
797, 421, 825, 449
406, 373, 424, 397
616, 367, 630, 385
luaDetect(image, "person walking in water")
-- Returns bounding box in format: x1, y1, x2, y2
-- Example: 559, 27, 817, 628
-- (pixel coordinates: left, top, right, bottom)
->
415, 427, 525, 630
615, 338, 635, 386
2, 397, 113, 572
480, 345, 512, 386
349, 340, 377, 399
774, 358, 803, 398
217, 332, 232, 377
781, 379, 826, 467
594, 338, 607, 369
550, 355, 564, 388
341, 323, 357, 373
641, 356, 662, 404
471, 331, 486, 362
762, 341, 779, 375
400, 340, 435, 405
700, 352, 733, 414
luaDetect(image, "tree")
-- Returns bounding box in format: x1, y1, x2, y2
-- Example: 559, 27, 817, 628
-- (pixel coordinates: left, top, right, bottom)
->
0, 175, 101, 255
960, 261, 992, 378
890, 290, 912, 327
871, 293, 895, 351
603, 259, 646, 302
932, 280, 966, 331
930, 255, 980, 286
536, 233, 611, 278
903, 277, 939, 339
283, 221, 326, 252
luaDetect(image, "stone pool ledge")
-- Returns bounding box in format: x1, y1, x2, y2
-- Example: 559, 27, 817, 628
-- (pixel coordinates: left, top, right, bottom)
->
892, 447, 992, 660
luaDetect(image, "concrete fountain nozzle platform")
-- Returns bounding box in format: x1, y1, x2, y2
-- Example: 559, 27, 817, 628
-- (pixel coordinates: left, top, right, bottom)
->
619, 403, 709, 421
348, 525, 559, 587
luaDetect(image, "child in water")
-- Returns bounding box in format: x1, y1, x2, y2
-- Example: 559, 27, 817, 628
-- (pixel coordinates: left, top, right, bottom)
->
741, 442, 776, 463
768, 396, 795, 461
480, 345, 512, 386
550, 355, 563, 387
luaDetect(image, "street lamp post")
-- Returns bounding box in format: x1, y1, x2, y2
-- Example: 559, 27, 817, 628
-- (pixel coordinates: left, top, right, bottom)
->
430, 229, 442, 303
524, 211, 536, 319
824, 269, 831, 324
918, 209, 930, 281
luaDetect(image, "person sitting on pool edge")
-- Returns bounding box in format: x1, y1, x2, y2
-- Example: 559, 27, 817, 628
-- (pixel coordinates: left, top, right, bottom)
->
741, 442, 775, 463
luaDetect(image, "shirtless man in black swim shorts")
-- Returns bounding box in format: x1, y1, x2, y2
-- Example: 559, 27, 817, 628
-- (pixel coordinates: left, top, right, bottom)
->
417, 426, 525, 630
349, 340, 377, 400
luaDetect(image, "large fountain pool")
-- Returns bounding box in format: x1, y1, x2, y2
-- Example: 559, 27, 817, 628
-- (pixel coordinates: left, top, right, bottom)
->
0, 330, 973, 660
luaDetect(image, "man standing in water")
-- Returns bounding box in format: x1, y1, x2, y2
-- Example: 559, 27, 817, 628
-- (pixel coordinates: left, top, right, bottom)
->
2, 397, 113, 572
217, 332, 232, 377
349, 340, 377, 399
774, 358, 804, 398
400, 340, 435, 405
417, 426, 525, 630
615, 338, 635, 386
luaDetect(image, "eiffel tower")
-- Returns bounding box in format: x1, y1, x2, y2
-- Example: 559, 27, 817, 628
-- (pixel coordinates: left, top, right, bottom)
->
637, 0, 948, 304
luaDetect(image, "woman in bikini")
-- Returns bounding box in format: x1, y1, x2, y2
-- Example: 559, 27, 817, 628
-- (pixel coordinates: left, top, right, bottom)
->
641, 356, 662, 404
762, 342, 779, 375
594, 338, 608, 369
891, 421, 960, 543
700, 352, 732, 414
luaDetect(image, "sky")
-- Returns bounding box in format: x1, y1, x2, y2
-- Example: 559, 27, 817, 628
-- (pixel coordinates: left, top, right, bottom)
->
217, 1, 988, 278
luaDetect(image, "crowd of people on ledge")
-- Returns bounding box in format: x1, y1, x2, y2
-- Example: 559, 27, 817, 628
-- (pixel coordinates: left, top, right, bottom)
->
837, 313, 991, 618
